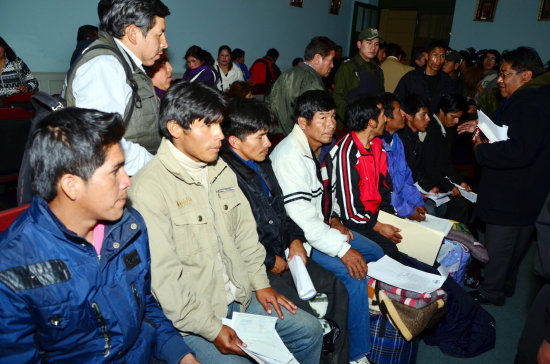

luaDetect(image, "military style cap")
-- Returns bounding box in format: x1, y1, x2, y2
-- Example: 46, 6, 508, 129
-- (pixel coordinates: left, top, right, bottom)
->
358, 28, 380, 41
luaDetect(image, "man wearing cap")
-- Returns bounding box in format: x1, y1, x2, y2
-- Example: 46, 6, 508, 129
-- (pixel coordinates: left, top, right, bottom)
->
334, 28, 384, 124
442, 49, 464, 96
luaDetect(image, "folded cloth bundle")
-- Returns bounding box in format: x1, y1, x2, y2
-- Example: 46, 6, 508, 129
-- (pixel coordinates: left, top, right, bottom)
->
367, 277, 447, 311
446, 229, 489, 263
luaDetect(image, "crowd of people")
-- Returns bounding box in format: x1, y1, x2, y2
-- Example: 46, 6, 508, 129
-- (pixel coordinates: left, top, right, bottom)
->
1, 0, 550, 363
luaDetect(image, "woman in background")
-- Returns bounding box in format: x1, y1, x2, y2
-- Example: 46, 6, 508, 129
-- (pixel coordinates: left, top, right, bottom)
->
182, 45, 218, 87
145, 50, 173, 99
0, 36, 38, 97
214, 45, 244, 91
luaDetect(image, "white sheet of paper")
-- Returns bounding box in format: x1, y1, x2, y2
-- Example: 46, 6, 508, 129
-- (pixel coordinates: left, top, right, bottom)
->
222, 313, 297, 364
368, 255, 446, 293
454, 183, 478, 203
477, 109, 509, 143
413, 213, 454, 235
377, 210, 444, 265
285, 248, 317, 300
414, 182, 451, 206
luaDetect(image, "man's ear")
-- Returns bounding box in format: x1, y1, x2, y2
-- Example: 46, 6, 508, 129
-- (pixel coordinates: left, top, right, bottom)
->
125, 24, 140, 45
58, 174, 81, 201
356, 40, 362, 50
297, 116, 308, 129
227, 135, 241, 150
521, 70, 533, 83
167, 120, 183, 139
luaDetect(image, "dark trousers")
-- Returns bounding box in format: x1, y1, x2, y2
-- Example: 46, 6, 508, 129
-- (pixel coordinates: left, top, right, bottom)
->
480, 223, 535, 301
268, 258, 350, 364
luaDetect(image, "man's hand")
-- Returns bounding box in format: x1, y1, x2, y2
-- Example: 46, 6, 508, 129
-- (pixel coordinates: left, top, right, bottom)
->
374, 222, 402, 243
330, 217, 354, 242
451, 186, 462, 197
179, 353, 201, 364
460, 182, 471, 192
271, 255, 289, 275
16, 84, 28, 93
213, 325, 246, 356
428, 186, 440, 194
407, 205, 427, 222
288, 239, 307, 265
256, 287, 297, 319
538, 339, 550, 364
340, 248, 368, 280
457, 119, 477, 134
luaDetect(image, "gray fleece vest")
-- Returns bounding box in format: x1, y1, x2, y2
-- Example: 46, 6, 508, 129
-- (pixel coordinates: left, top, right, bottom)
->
65, 32, 161, 154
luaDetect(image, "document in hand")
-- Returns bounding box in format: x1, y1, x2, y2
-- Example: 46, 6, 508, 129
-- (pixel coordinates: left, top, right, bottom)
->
452, 182, 477, 203
368, 255, 446, 293
285, 248, 317, 300
414, 182, 451, 207
412, 213, 454, 236
377, 210, 444, 265
222, 313, 298, 364
477, 109, 509, 143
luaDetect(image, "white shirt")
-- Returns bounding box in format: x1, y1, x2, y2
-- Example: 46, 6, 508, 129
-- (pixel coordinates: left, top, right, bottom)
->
70, 38, 152, 176
214, 61, 244, 91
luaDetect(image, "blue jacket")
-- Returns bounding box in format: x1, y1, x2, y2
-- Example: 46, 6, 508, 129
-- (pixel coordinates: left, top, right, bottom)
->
0, 197, 192, 363
382, 131, 424, 218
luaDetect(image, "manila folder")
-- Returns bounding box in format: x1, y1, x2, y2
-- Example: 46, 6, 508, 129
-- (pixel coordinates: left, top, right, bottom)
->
377, 211, 444, 265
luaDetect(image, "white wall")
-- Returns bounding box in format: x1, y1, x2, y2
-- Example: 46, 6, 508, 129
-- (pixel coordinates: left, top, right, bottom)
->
450, 0, 550, 62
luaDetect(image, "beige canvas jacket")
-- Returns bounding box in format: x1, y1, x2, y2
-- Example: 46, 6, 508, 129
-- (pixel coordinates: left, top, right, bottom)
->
129, 138, 269, 341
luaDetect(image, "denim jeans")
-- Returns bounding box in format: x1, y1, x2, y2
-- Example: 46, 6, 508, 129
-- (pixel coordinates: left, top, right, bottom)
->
182, 294, 323, 364
311, 230, 384, 361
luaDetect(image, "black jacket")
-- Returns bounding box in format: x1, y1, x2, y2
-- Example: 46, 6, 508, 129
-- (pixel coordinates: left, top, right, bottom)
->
220, 148, 306, 270
394, 68, 457, 114
419, 118, 463, 192
476, 82, 550, 225
397, 124, 429, 188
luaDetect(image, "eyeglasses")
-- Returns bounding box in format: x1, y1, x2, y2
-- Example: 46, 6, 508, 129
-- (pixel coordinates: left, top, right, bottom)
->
498, 71, 519, 80
485, 56, 497, 61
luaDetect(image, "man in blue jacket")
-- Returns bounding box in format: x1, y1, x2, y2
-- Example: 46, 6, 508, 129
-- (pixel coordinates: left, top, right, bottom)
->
380, 92, 427, 221
0, 108, 197, 363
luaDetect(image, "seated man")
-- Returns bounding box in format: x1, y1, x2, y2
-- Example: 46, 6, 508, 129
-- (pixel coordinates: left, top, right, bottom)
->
0, 108, 196, 363
271, 90, 384, 364
129, 81, 323, 364
421, 93, 472, 223
332, 94, 402, 259
220, 97, 350, 364
380, 92, 427, 221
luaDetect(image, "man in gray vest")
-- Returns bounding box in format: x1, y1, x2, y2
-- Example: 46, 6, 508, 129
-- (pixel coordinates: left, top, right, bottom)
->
65, 0, 169, 175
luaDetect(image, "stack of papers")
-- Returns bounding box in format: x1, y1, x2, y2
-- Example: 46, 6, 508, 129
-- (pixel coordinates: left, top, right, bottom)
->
285, 249, 316, 300
477, 110, 509, 143
377, 210, 445, 265
222, 313, 298, 364
368, 255, 446, 293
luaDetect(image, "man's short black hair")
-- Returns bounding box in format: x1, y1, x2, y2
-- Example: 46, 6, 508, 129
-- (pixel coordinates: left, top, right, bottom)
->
402, 94, 429, 116
294, 90, 335, 124
29, 108, 125, 201
380, 92, 400, 118
100, 0, 170, 38
411, 46, 427, 61
437, 93, 467, 114
345, 95, 382, 132
159, 81, 227, 139
222, 98, 277, 140
76, 25, 98, 42
385, 43, 402, 58
266, 48, 279, 60
427, 40, 447, 55
232, 48, 245, 60
304, 36, 336, 61
501, 46, 544, 78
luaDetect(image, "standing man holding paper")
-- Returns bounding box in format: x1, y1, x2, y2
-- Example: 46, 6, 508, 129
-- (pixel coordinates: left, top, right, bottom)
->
470, 46, 550, 306
220, 97, 350, 364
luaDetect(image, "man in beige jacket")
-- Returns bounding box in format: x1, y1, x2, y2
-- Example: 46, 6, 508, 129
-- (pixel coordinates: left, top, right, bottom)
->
129, 81, 322, 364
